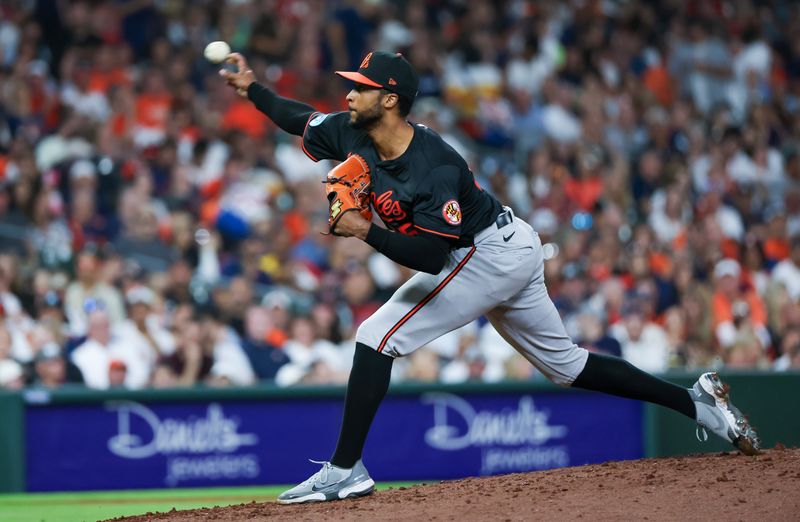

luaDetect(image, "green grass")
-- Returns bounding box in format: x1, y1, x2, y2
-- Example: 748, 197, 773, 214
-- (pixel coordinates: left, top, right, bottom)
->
0, 483, 420, 522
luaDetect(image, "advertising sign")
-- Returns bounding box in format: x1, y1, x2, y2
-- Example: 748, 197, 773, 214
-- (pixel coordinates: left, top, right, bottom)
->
25, 391, 642, 491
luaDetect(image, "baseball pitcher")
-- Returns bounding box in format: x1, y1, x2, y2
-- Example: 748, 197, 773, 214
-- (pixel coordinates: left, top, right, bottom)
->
220, 50, 760, 504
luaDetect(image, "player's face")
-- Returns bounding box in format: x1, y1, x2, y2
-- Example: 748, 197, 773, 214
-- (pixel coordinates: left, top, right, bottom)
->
346, 84, 384, 130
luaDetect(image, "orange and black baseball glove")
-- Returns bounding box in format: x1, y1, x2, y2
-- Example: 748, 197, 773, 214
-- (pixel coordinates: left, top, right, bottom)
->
324, 154, 372, 235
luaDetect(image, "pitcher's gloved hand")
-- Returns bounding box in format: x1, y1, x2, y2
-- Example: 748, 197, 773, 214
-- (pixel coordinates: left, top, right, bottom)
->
324, 154, 372, 236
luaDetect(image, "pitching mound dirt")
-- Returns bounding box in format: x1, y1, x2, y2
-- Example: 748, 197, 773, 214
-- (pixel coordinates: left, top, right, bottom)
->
115, 448, 800, 522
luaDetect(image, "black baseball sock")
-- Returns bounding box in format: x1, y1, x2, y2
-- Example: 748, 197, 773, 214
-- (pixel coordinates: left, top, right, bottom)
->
572, 353, 696, 419
330, 343, 394, 469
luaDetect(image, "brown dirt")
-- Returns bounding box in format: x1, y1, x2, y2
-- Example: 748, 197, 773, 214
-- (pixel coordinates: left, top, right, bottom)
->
113, 448, 800, 522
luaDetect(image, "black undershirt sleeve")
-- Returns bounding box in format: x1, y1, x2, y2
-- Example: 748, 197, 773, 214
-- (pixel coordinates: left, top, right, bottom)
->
365, 224, 450, 274
246, 82, 315, 136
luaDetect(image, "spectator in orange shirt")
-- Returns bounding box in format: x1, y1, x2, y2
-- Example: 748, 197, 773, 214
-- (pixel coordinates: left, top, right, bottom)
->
133, 70, 172, 148
642, 56, 675, 107
564, 147, 604, 212
711, 258, 771, 354
88, 44, 132, 95
221, 95, 270, 139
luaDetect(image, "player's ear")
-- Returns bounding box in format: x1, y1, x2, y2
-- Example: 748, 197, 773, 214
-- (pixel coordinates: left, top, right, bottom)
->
382, 92, 399, 111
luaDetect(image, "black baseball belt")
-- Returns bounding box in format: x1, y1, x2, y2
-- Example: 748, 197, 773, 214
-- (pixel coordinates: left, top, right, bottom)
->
495, 209, 513, 229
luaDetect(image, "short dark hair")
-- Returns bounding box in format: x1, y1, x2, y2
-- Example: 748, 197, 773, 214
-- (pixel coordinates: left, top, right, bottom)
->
381, 89, 413, 117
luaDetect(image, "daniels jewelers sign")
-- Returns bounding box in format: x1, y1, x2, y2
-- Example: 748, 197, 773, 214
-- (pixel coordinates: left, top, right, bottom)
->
24, 389, 642, 491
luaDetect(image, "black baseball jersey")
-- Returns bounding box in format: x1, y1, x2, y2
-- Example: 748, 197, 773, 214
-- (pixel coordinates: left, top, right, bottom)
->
302, 112, 502, 247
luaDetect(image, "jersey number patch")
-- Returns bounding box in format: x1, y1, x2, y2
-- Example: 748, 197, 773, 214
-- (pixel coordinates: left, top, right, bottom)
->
442, 200, 462, 225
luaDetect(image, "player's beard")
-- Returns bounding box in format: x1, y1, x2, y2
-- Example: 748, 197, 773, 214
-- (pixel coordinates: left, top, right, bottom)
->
349, 101, 384, 130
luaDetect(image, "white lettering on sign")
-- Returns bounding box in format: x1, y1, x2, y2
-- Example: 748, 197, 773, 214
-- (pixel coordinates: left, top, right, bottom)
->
422, 393, 567, 451
481, 446, 570, 474
106, 402, 258, 459
165, 454, 260, 486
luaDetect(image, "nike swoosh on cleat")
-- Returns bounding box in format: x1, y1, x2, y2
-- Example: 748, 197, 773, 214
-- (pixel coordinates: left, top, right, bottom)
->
503, 231, 515, 242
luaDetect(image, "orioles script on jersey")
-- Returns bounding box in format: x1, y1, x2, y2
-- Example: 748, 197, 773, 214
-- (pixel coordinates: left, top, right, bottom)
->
372, 190, 407, 222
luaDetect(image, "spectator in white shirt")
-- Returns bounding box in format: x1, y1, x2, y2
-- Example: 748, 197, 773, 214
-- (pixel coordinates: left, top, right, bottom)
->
773, 328, 800, 371
772, 237, 800, 302
70, 309, 117, 389
649, 183, 691, 244
275, 316, 346, 387
110, 286, 176, 389
611, 302, 673, 373
63, 250, 125, 337
0, 359, 25, 390
200, 308, 255, 387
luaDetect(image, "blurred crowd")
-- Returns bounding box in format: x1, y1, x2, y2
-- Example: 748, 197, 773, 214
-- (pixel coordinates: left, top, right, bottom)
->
2, 0, 800, 392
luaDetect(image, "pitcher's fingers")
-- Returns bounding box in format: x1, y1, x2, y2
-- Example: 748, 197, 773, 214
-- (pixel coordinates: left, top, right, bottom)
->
226, 52, 246, 70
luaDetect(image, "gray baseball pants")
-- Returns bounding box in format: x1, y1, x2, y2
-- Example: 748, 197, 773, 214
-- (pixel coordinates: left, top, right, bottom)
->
355, 209, 589, 385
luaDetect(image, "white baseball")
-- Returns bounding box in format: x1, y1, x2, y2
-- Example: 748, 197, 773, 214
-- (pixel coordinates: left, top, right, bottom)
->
204, 41, 231, 64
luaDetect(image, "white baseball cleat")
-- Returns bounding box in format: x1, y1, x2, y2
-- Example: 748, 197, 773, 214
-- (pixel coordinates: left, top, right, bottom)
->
277, 459, 375, 504
691, 372, 761, 456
